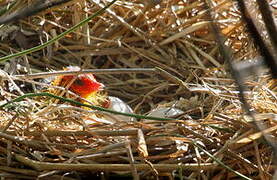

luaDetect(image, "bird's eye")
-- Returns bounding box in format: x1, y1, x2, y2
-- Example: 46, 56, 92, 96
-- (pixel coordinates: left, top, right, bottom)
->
74, 78, 84, 86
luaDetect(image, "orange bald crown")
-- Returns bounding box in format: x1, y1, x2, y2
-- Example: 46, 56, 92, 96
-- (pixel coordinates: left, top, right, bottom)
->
60, 66, 104, 98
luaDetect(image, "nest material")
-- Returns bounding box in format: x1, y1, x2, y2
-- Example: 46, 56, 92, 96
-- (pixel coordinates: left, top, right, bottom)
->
0, 0, 276, 179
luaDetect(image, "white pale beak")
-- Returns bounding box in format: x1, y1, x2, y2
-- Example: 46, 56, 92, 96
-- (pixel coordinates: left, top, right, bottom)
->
102, 96, 134, 123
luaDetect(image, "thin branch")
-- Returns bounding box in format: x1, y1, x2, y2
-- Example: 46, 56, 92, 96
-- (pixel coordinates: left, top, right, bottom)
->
236, 0, 277, 78
15, 154, 217, 171
256, 0, 277, 55
12, 68, 157, 79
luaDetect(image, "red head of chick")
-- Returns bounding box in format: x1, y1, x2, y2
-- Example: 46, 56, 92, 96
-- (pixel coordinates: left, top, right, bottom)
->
52, 66, 134, 123
52, 66, 107, 107
60, 66, 104, 98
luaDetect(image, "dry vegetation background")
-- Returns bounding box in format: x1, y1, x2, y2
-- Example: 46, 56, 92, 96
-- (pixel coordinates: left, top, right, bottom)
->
0, 0, 276, 179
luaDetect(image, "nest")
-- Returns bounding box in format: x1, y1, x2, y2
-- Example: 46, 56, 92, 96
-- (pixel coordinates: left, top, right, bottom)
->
0, 0, 276, 179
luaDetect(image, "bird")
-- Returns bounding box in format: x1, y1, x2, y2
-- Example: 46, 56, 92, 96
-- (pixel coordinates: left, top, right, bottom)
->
51, 66, 183, 124
51, 66, 134, 124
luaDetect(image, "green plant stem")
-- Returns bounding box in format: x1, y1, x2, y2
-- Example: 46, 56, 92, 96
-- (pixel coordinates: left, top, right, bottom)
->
0, 0, 117, 63
0, 92, 175, 121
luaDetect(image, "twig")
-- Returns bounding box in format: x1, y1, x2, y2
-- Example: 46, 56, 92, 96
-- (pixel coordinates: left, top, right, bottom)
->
125, 140, 139, 180
12, 68, 157, 79
236, 0, 277, 78
256, 0, 277, 56
0, 166, 38, 176
15, 154, 217, 171
5, 128, 151, 137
